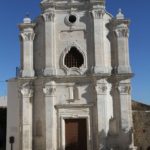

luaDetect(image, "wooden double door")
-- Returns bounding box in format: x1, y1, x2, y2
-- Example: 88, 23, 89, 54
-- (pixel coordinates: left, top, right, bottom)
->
65, 119, 87, 150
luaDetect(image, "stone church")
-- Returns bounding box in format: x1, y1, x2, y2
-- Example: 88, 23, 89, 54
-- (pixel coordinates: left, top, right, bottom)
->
6, 0, 137, 149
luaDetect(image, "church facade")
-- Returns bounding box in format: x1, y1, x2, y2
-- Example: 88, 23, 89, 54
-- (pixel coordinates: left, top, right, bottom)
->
6, 0, 136, 149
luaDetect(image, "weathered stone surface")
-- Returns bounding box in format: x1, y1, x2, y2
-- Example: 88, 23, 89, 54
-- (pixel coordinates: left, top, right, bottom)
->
6, 0, 135, 149
132, 101, 150, 150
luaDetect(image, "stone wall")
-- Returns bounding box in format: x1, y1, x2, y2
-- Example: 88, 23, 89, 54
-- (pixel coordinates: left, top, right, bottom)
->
132, 101, 150, 150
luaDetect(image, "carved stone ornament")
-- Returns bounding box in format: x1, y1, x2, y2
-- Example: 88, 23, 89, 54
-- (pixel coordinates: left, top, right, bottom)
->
21, 82, 33, 98
42, 12, 55, 22
114, 24, 129, 38
66, 85, 79, 103
21, 32, 35, 41
60, 43, 87, 75
118, 84, 131, 94
92, 9, 105, 19
43, 86, 56, 96
96, 84, 108, 95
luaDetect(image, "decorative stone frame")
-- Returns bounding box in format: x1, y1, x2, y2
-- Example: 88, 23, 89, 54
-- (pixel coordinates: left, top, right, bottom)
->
60, 43, 87, 75
64, 13, 78, 26
55, 104, 93, 150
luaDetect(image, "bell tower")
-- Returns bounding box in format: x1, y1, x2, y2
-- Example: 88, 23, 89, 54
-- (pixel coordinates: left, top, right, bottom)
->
6, 0, 137, 150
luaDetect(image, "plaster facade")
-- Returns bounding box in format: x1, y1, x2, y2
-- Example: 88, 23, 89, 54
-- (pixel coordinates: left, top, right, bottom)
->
6, 0, 136, 149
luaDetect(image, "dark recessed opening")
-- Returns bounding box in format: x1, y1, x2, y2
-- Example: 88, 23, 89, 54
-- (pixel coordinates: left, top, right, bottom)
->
65, 119, 87, 150
68, 15, 76, 24
65, 47, 84, 68
0, 108, 7, 150
143, 129, 146, 133
147, 146, 150, 150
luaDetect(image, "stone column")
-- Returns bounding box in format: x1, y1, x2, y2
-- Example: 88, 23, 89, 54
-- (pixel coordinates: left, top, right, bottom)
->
21, 82, 33, 150
43, 81, 56, 150
110, 82, 121, 135
42, 11, 56, 76
114, 23, 131, 73
19, 19, 36, 77
95, 79, 109, 149
92, 7, 106, 73
118, 81, 132, 131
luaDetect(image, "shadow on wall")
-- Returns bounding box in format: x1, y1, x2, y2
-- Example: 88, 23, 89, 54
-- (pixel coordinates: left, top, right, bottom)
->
147, 147, 150, 150
63, 128, 134, 150
98, 128, 133, 150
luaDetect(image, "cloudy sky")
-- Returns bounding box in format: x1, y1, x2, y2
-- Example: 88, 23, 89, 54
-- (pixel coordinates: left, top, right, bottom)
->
0, 0, 149, 104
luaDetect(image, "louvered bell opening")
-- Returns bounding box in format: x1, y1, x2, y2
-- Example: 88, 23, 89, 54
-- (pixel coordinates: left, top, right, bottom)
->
65, 47, 84, 68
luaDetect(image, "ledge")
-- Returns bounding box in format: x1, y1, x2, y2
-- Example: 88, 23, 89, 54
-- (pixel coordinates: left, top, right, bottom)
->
18, 23, 36, 30
55, 103, 94, 109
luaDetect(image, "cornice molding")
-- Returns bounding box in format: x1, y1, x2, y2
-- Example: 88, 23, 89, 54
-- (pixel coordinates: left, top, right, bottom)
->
19, 23, 36, 30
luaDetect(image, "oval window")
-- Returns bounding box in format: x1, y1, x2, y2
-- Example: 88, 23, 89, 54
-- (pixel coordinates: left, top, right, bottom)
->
68, 15, 77, 24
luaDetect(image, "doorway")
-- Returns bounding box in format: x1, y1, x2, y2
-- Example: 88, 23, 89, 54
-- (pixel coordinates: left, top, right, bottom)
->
65, 119, 87, 150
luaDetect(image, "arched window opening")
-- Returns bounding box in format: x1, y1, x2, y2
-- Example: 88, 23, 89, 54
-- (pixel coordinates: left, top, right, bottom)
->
65, 47, 84, 68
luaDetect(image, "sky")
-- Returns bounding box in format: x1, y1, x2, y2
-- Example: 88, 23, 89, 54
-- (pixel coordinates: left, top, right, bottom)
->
0, 0, 149, 105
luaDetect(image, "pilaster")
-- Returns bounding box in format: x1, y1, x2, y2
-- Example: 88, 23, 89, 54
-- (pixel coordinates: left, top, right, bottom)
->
43, 81, 56, 150
92, 7, 108, 74
20, 82, 33, 150
42, 10, 56, 76
95, 79, 110, 149
107, 78, 137, 149
110, 82, 121, 135
19, 19, 36, 77
114, 22, 131, 73
118, 81, 133, 131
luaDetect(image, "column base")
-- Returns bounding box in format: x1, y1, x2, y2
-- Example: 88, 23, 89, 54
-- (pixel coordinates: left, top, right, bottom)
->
44, 68, 56, 76
22, 70, 35, 77
129, 145, 137, 150
118, 66, 132, 74
94, 66, 111, 74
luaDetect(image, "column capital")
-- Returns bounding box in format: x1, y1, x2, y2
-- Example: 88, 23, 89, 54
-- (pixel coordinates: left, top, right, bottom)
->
20, 32, 35, 41
42, 11, 55, 22
96, 79, 109, 95
43, 86, 56, 96
21, 82, 33, 98
91, 8, 105, 19
96, 84, 107, 95
118, 83, 131, 94
43, 81, 56, 96
114, 24, 129, 38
